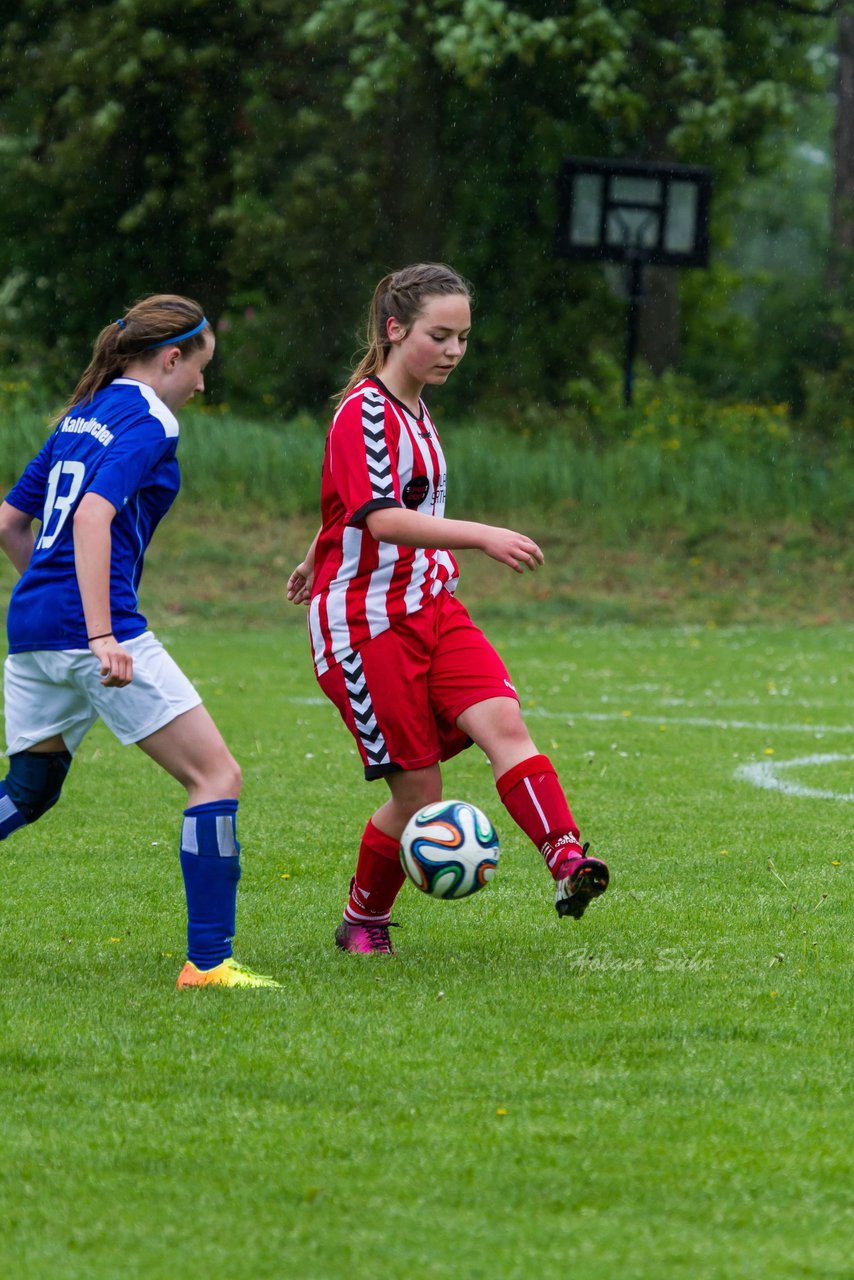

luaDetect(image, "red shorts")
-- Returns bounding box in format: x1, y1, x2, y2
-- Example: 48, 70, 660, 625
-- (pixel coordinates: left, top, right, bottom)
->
318, 591, 519, 779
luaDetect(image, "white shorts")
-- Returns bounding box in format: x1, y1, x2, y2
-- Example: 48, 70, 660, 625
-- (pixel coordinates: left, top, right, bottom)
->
3, 631, 202, 757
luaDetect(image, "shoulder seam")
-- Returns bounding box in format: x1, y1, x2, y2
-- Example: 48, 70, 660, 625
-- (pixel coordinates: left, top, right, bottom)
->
113, 379, 179, 438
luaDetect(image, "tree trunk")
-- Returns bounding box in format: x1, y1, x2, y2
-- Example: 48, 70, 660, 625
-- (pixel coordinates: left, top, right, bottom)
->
827, 8, 854, 287
382, 62, 449, 266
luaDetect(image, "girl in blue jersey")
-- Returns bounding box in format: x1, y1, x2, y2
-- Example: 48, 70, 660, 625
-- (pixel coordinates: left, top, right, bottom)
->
0, 294, 278, 988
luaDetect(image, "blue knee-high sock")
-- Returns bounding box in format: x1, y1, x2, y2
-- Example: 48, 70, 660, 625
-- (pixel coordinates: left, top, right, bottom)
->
0, 782, 27, 839
180, 799, 242, 970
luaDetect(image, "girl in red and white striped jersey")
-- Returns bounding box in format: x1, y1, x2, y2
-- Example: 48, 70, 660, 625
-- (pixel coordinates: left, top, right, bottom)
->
288, 264, 609, 952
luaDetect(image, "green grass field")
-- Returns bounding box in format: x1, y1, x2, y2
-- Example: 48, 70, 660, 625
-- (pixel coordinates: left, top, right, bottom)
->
1, 614, 851, 1279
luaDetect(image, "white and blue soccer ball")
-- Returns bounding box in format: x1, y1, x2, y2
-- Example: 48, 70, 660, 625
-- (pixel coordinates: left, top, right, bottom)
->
399, 800, 500, 899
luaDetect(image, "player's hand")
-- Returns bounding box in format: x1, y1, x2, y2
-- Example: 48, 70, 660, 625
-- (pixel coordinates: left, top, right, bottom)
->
480, 526, 544, 573
287, 561, 313, 605
89, 635, 133, 687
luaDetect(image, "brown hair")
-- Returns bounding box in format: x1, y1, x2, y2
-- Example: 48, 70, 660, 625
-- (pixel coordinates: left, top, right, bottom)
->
336, 263, 473, 405
53, 294, 210, 423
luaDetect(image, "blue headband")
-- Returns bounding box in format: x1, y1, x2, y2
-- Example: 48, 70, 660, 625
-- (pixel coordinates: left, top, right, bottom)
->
143, 318, 209, 350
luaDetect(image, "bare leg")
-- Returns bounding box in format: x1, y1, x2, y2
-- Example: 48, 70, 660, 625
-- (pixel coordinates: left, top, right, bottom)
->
136, 704, 241, 805
370, 763, 443, 841
26, 735, 68, 752
456, 697, 538, 778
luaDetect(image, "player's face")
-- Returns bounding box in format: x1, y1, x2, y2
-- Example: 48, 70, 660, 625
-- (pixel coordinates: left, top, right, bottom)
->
387, 293, 471, 391
161, 330, 216, 410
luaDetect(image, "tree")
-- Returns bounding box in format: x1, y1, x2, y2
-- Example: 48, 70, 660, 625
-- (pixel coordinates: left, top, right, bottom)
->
0, 1, 835, 411
0, 1, 289, 379
297, 1, 827, 382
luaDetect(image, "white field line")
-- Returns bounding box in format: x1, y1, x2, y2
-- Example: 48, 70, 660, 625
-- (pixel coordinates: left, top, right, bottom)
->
287, 696, 853, 800
524, 707, 853, 735
290, 694, 851, 736
734, 754, 854, 802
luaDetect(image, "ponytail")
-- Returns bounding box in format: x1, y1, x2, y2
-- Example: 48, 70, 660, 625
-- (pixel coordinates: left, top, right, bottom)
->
52, 294, 210, 424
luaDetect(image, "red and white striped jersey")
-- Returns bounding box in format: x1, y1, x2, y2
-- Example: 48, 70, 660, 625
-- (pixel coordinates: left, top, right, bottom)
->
308, 377, 459, 675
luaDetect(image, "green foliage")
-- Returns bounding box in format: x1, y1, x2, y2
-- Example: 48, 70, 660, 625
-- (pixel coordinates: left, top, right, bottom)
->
679, 81, 839, 413
796, 262, 854, 438
5, 390, 850, 541
177, 406, 325, 514
0, 377, 64, 482
0, 1, 839, 418
556, 354, 853, 511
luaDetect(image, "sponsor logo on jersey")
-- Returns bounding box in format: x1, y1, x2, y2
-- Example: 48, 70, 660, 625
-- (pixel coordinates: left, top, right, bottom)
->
402, 475, 429, 509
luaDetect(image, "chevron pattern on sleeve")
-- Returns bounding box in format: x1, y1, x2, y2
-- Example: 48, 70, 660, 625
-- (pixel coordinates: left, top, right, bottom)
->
362, 388, 395, 501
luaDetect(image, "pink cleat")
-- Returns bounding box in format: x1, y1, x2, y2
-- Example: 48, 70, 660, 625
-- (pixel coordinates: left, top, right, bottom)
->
334, 920, 399, 955
555, 843, 610, 920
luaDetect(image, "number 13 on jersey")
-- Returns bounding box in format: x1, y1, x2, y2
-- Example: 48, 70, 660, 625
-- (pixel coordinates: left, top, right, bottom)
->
37, 460, 86, 550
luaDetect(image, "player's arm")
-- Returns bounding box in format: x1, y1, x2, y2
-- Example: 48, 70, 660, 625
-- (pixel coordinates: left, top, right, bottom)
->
0, 438, 54, 573
0, 500, 38, 574
287, 527, 320, 605
365, 507, 543, 574
72, 492, 133, 687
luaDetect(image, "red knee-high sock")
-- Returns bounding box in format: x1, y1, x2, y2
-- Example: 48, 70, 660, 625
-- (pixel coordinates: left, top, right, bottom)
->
496, 754, 584, 879
344, 820, 407, 925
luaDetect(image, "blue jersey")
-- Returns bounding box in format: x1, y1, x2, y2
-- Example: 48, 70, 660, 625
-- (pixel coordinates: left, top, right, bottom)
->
4, 378, 181, 653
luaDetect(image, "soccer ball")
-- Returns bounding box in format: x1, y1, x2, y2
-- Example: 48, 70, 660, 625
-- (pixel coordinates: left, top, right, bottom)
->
399, 800, 499, 899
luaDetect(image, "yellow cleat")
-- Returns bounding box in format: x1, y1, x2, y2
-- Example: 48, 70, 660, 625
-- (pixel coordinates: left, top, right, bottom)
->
176, 957, 281, 989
